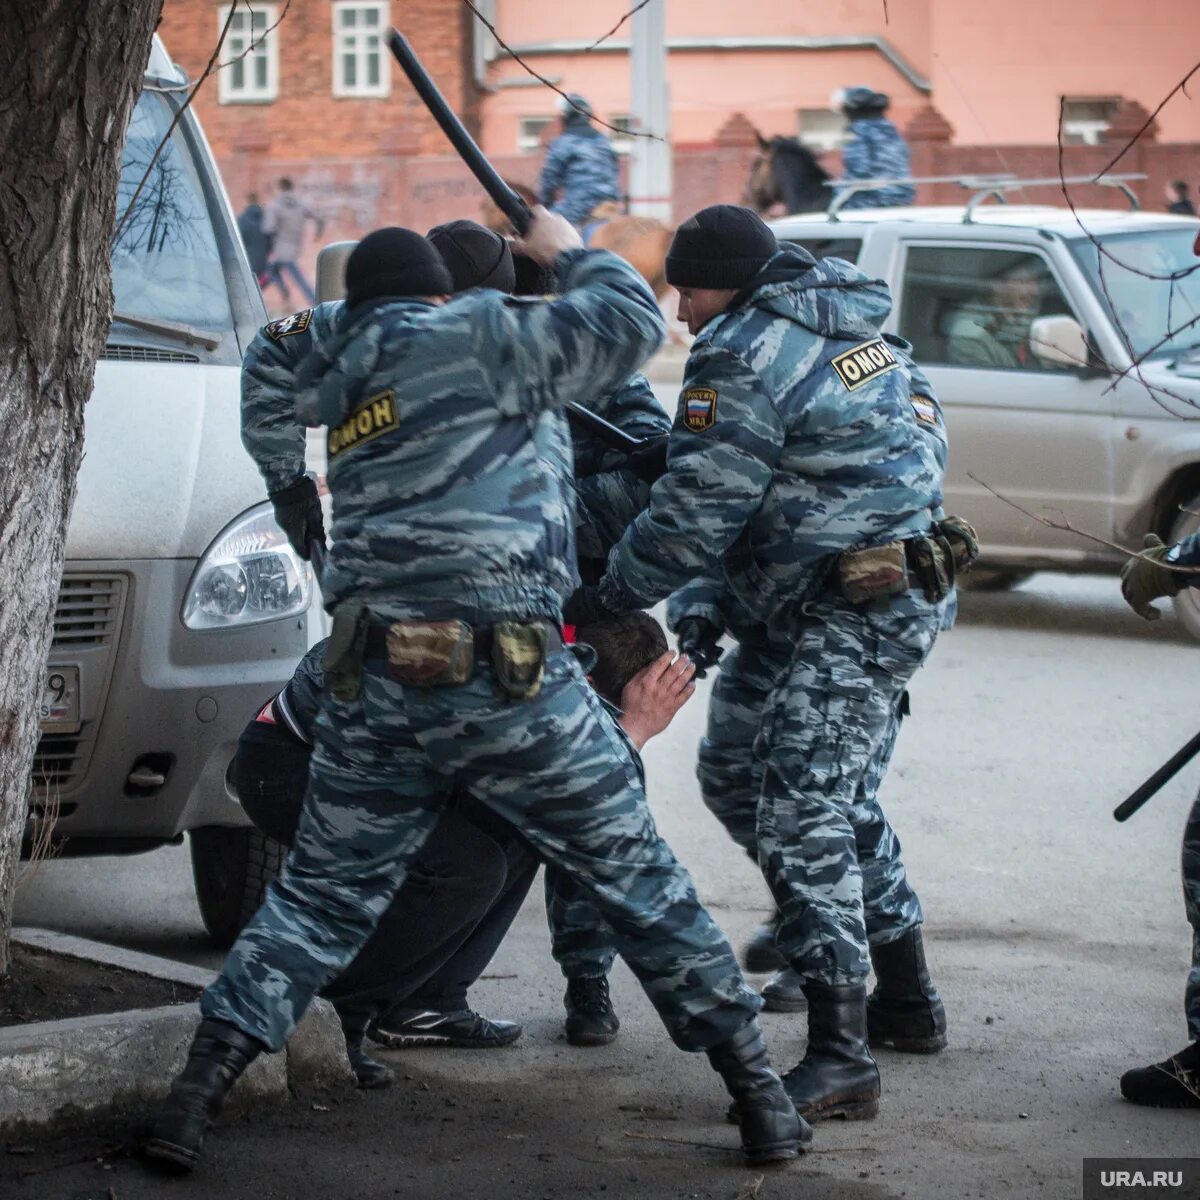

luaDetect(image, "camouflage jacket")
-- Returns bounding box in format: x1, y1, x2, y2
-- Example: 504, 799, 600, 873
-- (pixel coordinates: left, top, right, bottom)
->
601, 247, 944, 628
539, 122, 621, 227
292, 249, 663, 622
840, 117, 915, 209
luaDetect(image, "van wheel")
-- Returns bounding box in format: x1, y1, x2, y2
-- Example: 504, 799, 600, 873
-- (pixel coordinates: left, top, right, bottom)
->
959, 568, 1032, 592
1169, 503, 1200, 639
190, 826, 285, 947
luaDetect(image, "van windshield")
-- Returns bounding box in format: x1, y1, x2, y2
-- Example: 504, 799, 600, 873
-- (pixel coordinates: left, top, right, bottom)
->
1069, 228, 1200, 361
110, 91, 233, 332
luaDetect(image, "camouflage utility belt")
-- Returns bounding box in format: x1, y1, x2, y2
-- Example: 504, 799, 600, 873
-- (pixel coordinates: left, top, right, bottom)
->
836, 515, 979, 606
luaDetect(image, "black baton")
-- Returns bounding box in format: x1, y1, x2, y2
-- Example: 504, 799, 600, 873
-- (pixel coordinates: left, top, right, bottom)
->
1114, 727, 1200, 822
386, 28, 649, 460
308, 538, 327, 583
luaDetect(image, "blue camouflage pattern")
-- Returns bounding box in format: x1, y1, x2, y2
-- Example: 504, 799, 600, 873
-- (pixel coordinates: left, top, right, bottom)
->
1184, 793, 1200, 1041
598, 245, 948, 984
839, 116, 915, 209
540, 121, 621, 227
292, 249, 662, 623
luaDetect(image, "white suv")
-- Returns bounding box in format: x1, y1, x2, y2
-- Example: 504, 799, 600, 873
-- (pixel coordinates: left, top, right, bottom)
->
770, 200, 1200, 633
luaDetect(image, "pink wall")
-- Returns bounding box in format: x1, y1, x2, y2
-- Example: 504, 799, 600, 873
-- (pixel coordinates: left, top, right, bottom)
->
479, 0, 1199, 156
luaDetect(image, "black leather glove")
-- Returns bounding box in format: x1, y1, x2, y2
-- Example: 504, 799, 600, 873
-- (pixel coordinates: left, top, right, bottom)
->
563, 584, 621, 627
676, 617, 723, 679
625, 434, 670, 484
269, 475, 325, 562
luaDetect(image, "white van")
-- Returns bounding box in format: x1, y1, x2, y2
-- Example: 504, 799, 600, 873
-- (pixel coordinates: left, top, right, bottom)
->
771, 190, 1200, 634
31, 38, 324, 941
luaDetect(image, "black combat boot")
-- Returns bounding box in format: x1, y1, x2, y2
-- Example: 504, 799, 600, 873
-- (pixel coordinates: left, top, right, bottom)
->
742, 910, 787, 974
340, 1013, 395, 1089
867, 927, 948, 1053
783, 982, 880, 1122
145, 1019, 265, 1173
564, 975, 620, 1046
761, 967, 808, 1013
708, 1021, 811, 1165
1120, 1042, 1200, 1109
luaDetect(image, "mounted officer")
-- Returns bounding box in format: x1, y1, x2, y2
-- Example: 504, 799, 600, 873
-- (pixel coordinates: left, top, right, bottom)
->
539, 93, 621, 232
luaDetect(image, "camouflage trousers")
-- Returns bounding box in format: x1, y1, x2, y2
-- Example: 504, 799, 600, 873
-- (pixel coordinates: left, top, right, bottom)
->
201, 648, 760, 1052
545, 868, 617, 979
1184, 792, 1200, 1041
697, 591, 945, 985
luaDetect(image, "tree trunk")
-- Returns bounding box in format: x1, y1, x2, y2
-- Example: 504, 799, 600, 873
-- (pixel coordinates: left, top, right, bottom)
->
0, 1, 163, 976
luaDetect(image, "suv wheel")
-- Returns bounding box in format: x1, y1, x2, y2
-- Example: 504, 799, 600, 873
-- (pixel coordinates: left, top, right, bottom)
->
1169, 503, 1200, 639
190, 825, 285, 947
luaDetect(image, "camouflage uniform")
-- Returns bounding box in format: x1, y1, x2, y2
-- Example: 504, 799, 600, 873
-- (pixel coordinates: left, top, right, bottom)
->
839, 117, 915, 210
599, 247, 950, 986
210, 248, 765, 1054
539, 118, 621, 228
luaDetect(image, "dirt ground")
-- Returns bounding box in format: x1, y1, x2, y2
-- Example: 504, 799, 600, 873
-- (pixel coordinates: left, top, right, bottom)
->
0, 946, 198, 1027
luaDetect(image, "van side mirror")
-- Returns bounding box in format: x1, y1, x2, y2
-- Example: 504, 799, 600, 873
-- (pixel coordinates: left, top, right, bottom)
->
1029, 314, 1087, 370
316, 241, 357, 304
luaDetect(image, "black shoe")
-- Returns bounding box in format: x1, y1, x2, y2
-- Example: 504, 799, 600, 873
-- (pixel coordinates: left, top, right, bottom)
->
742, 913, 786, 974
369, 1008, 522, 1049
709, 1021, 812, 1165
144, 1019, 264, 1174
868, 927, 947, 1053
783, 982, 880, 1123
345, 1035, 396, 1088
1120, 1043, 1200, 1109
761, 967, 808, 1013
564, 975, 620, 1047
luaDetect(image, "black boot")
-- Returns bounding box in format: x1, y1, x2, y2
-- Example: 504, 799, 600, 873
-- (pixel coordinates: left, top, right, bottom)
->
564, 975, 620, 1046
145, 1019, 265, 1173
340, 1015, 395, 1090
742, 911, 787, 974
1120, 1042, 1200, 1109
868, 928, 948, 1053
761, 967, 808, 1013
783, 982, 880, 1122
708, 1021, 811, 1165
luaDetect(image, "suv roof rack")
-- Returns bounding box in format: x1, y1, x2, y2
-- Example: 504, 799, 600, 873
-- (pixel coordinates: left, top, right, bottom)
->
824, 172, 1146, 222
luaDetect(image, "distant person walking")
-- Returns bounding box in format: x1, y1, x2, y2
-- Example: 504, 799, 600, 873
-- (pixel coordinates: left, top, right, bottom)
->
1166, 180, 1196, 216
237, 193, 272, 289
263, 178, 324, 305
835, 87, 915, 210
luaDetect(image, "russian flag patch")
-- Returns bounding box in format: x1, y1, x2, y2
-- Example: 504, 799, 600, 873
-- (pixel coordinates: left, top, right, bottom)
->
682, 387, 718, 432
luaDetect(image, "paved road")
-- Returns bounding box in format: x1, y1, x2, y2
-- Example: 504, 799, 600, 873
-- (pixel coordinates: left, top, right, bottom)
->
12, 573, 1200, 1198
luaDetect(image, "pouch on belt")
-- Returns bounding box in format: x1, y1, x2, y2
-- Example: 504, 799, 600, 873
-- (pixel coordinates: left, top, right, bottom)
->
385, 620, 475, 687
837, 542, 909, 605
325, 602, 369, 701
492, 621, 548, 701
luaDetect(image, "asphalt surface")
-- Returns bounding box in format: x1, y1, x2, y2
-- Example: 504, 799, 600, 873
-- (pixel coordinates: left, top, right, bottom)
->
9, 573, 1200, 1199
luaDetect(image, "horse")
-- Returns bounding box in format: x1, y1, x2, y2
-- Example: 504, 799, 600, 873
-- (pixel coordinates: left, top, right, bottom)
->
745, 135, 833, 216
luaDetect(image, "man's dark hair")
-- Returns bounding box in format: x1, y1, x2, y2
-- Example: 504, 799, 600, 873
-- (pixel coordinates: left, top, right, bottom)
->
1172, 180, 1189, 197
575, 612, 668, 706
279, 177, 294, 191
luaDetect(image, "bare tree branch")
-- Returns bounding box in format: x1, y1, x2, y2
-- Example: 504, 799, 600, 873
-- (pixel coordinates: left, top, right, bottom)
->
584, 0, 653, 52
1094, 59, 1200, 178
464, 0, 661, 140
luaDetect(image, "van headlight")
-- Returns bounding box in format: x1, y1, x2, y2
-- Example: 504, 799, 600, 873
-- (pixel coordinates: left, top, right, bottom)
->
182, 503, 312, 630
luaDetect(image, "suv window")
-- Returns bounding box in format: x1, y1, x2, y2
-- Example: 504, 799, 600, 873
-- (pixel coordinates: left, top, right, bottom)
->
785, 236, 861, 264
899, 246, 1076, 371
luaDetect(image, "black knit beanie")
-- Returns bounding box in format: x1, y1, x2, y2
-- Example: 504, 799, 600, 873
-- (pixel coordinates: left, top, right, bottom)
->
344, 227, 453, 308
665, 205, 778, 290
427, 219, 516, 294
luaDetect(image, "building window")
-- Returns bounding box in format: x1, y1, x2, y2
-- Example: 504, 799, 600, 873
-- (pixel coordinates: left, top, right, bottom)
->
1060, 97, 1119, 146
609, 115, 634, 156
797, 109, 847, 154
332, 2, 389, 98
518, 116, 553, 154
218, 4, 279, 104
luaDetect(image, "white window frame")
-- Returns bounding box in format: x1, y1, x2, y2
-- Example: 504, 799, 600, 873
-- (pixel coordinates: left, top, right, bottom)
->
797, 108, 847, 154
517, 116, 554, 155
1060, 97, 1119, 146
332, 1, 390, 99
217, 3, 279, 105
608, 114, 634, 156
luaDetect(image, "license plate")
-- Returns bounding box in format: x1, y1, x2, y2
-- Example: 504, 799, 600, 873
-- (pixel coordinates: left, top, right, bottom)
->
40, 666, 80, 735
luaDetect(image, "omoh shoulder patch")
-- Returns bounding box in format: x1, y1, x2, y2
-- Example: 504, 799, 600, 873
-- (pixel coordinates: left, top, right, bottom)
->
682, 387, 718, 432
328, 390, 400, 460
830, 338, 900, 391
911, 393, 940, 427
264, 309, 313, 341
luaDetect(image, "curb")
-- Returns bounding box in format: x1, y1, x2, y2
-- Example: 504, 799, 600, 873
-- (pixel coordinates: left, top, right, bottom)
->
1, 928, 352, 1136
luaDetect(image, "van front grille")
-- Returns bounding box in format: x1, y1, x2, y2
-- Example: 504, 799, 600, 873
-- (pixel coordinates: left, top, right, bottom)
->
32, 734, 85, 793
101, 343, 199, 364
52, 575, 126, 650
